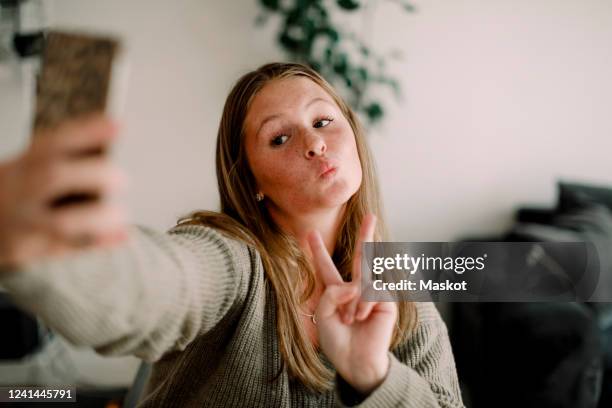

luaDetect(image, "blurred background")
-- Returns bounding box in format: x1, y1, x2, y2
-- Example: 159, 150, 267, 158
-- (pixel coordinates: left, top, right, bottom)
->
0, 0, 611, 407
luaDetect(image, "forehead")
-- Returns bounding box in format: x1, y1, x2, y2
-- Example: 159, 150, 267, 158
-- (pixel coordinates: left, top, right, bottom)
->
244, 76, 334, 131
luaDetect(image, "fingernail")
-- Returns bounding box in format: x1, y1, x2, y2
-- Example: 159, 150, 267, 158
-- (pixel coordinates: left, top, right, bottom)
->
306, 230, 318, 246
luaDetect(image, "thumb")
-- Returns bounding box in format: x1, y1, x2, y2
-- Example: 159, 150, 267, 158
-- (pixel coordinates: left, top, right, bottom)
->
317, 284, 359, 320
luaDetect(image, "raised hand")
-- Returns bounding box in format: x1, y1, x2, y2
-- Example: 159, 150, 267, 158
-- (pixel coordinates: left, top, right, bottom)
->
307, 213, 398, 395
0, 115, 128, 269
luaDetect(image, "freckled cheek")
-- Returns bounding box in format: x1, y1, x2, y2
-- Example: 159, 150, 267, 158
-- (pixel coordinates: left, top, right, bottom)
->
333, 131, 362, 186
253, 153, 306, 190
328, 129, 359, 162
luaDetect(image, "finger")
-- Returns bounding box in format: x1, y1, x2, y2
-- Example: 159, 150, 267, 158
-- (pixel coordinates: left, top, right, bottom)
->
36, 159, 127, 204
317, 284, 358, 321
343, 284, 362, 325
307, 230, 343, 286
346, 213, 377, 323
344, 287, 361, 325
32, 114, 119, 158
351, 213, 377, 283
355, 301, 378, 321
43, 201, 127, 242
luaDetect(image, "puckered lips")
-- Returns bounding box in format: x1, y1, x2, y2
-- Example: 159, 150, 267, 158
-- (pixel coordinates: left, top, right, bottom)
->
318, 160, 338, 178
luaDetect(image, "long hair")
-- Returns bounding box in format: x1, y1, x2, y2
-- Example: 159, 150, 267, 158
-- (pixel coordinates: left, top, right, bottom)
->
176, 62, 417, 392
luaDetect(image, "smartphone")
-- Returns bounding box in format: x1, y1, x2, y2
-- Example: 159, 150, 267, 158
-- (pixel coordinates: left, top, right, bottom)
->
32, 30, 124, 208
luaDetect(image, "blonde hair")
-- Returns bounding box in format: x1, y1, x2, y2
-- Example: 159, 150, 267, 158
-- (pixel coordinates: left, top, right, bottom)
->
177, 62, 416, 392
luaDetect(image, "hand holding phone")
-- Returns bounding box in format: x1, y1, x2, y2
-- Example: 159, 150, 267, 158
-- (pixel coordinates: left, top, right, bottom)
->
0, 31, 129, 269
34, 31, 123, 206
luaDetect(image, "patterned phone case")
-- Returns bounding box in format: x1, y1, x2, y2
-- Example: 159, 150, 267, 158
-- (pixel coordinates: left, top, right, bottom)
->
33, 31, 121, 208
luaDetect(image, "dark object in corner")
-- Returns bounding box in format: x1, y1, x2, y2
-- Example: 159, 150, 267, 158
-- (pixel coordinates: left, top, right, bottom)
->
558, 181, 612, 213
451, 180, 612, 408
13, 31, 45, 58
0, 293, 42, 359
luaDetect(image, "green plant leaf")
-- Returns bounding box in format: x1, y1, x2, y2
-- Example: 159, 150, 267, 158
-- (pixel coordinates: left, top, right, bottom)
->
260, 0, 280, 11
305, 55, 322, 72
255, 0, 408, 126
337, 0, 360, 11
365, 102, 384, 122
324, 46, 333, 63
385, 77, 402, 98
317, 26, 339, 43
399, 1, 416, 12
278, 29, 301, 53
356, 67, 368, 81
254, 12, 270, 27
387, 0, 416, 12
333, 53, 348, 75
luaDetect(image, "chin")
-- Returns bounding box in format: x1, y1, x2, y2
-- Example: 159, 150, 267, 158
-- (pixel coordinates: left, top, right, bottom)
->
316, 179, 360, 208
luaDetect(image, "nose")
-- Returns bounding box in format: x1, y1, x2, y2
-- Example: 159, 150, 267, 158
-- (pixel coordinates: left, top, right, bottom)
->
304, 133, 327, 159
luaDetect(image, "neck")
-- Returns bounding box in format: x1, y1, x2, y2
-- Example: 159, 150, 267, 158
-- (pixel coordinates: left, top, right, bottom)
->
267, 203, 348, 307
267, 203, 347, 259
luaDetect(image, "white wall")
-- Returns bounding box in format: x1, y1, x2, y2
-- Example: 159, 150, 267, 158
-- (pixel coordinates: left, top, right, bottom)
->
1, 0, 611, 384
367, 0, 612, 240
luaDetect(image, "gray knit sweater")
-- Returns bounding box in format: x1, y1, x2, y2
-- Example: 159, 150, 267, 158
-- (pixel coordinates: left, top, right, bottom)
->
0, 223, 464, 407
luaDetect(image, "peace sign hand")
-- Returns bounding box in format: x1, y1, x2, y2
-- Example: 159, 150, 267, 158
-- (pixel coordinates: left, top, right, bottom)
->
307, 213, 398, 396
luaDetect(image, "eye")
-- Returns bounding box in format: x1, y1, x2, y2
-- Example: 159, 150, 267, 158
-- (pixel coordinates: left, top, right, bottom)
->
314, 117, 334, 129
271, 134, 289, 146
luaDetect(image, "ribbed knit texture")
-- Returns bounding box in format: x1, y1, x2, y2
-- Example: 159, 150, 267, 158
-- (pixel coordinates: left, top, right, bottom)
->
0, 224, 464, 407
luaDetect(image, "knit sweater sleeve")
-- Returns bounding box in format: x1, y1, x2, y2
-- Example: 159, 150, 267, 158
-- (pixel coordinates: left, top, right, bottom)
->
334, 302, 465, 408
0, 223, 253, 363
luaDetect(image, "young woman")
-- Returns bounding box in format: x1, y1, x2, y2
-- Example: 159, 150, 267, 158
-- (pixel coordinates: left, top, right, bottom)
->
0, 62, 464, 407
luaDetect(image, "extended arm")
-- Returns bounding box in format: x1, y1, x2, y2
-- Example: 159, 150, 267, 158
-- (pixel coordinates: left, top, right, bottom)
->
0, 223, 253, 362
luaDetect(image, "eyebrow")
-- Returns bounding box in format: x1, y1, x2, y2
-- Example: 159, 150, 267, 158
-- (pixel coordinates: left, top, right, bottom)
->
255, 97, 333, 140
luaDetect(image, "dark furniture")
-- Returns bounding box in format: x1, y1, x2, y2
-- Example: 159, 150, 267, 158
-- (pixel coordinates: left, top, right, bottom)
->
450, 181, 612, 408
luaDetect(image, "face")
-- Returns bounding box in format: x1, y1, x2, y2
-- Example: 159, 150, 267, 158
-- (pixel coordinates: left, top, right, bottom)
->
244, 76, 363, 217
